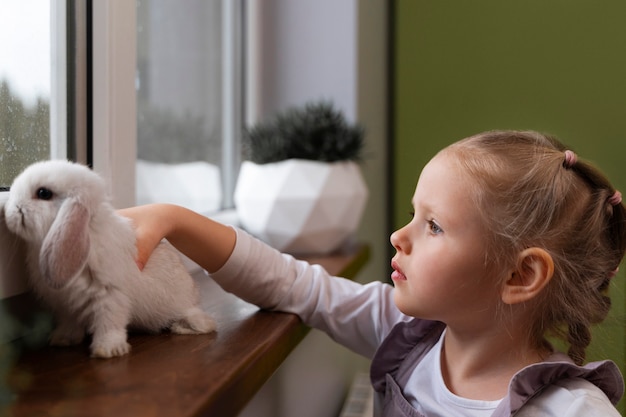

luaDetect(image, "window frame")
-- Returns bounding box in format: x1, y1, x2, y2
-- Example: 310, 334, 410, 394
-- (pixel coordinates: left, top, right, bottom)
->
90, 0, 137, 208
49, 0, 90, 165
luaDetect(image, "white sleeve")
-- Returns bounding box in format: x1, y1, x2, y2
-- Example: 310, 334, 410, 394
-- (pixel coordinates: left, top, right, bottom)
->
562, 396, 622, 417
209, 227, 409, 358
517, 378, 622, 417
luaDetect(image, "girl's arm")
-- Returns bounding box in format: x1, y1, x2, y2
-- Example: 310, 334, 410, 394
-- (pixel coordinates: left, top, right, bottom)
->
120, 203, 408, 357
209, 225, 407, 358
118, 203, 236, 273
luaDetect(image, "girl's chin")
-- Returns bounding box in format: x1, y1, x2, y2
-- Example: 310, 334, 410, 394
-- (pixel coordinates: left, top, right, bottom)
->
392, 291, 420, 318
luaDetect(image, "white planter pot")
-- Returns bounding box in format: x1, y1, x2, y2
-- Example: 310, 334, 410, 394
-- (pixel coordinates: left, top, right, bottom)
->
234, 159, 368, 254
136, 160, 222, 214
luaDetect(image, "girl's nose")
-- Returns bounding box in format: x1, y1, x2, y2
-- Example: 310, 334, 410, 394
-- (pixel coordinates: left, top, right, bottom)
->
390, 225, 409, 253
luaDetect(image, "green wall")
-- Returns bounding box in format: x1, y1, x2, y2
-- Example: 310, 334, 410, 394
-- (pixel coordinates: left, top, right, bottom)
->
394, 1, 626, 412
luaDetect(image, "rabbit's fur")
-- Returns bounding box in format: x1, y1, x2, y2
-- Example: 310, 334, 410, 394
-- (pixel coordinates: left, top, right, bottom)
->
4, 160, 216, 358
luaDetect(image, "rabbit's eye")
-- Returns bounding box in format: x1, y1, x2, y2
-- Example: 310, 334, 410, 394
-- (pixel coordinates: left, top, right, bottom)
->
36, 187, 54, 200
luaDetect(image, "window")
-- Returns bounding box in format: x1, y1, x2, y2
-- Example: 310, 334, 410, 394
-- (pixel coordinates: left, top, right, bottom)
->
0, 1, 243, 208
0, 0, 244, 297
0, 0, 87, 192
134, 0, 243, 214
0, 0, 52, 190
0, 0, 76, 299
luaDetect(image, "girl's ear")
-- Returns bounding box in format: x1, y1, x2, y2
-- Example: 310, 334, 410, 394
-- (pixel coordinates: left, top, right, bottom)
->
501, 247, 554, 305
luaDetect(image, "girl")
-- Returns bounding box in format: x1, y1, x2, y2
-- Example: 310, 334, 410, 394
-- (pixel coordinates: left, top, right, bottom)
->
121, 130, 625, 416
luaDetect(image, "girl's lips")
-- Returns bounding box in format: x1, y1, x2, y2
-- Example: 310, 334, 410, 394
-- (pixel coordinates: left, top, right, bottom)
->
390, 259, 407, 281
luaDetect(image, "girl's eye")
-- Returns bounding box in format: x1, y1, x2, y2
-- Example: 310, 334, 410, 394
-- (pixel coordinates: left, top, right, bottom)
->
408, 211, 415, 219
428, 220, 443, 235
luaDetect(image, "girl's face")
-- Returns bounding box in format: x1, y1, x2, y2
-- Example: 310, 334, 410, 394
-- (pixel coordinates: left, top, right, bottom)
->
390, 152, 501, 328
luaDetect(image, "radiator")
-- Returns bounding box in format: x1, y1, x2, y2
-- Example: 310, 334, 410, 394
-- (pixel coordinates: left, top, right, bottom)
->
339, 373, 374, 417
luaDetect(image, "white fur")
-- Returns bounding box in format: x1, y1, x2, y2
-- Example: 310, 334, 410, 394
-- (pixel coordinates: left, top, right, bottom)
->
4, 160, 216, 358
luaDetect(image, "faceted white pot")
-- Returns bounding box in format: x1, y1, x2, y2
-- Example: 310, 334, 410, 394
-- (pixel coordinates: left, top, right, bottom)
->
234, 159, 368, 255
136, 160, 222, 214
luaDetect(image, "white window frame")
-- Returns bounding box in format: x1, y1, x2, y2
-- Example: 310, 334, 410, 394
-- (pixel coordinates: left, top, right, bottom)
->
90, 1, 137, 208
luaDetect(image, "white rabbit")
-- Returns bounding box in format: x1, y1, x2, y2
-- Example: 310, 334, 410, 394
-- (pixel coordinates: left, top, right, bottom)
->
3, 160, 216, 358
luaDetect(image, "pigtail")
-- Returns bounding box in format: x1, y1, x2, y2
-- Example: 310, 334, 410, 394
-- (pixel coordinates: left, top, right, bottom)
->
567, 322, 591, 365
558, 163, 625, 365
606, 190, 626, 263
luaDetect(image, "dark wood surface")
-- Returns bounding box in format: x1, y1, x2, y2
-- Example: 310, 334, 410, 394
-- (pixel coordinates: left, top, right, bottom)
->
0, 244, 370, 417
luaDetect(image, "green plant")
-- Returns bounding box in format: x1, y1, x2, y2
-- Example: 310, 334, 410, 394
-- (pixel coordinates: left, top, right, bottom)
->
242, 101, 364, 164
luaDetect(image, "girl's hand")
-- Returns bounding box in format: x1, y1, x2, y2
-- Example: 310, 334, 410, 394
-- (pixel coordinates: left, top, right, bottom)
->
118, 204, 236, 274
118, 204, 173, 270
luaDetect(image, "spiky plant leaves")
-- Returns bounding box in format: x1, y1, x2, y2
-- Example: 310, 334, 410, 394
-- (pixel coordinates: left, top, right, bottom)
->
242, 101, 364, 164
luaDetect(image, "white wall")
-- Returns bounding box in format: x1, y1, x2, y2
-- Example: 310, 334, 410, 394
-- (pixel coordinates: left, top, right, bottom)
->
241, 1, 388, 416
247, 1, 357, 123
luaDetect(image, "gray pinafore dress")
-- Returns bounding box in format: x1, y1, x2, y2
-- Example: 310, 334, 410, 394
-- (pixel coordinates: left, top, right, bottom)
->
370, 319, 624, 417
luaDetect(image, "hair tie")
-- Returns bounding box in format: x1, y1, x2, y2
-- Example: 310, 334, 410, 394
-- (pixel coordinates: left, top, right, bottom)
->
563, 150, 577, 168
608, 190, 622, 206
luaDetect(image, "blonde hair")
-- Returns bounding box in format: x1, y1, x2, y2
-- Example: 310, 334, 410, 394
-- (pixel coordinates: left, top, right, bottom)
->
444, 130, 626, 365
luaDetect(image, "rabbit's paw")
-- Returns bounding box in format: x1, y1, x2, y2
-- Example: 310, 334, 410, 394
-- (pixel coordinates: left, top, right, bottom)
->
170, 307, 217, 334
90, 331, 131, 358
90, 340, 131, 358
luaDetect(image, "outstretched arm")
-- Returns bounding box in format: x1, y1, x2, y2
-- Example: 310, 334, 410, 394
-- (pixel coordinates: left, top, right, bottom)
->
118, 204, 236, 273
120, 203, 402, 357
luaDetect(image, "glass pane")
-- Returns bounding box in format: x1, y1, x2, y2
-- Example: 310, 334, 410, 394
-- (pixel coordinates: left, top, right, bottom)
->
0, 0, 51, 189
136, 0, 224, 214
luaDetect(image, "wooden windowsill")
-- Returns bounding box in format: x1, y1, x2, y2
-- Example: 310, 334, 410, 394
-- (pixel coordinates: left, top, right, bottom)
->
0, 243, 370, 417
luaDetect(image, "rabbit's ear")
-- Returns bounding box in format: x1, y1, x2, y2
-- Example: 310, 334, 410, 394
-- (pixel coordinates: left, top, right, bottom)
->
40, 198, 91, 289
